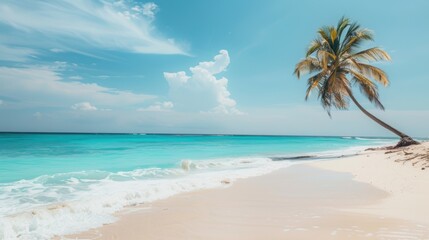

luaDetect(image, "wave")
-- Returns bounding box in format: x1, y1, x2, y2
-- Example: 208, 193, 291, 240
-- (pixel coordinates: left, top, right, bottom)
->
341, 136, 377, 140
341, 136, 397, 142
355, 137, 375, 141
180, 157, 272, 171
0, 157, 286, 240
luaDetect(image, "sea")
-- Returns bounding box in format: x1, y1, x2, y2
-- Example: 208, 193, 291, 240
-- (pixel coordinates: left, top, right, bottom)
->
0, 133, 397, 239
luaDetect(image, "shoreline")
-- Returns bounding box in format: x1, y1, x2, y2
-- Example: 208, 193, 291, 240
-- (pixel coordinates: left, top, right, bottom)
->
63, 142, 429, 240
310, 142, 429, 224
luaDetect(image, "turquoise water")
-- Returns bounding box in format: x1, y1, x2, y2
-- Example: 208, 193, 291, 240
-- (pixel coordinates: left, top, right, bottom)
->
0, 133, 395, 239
0, 133, 393, 183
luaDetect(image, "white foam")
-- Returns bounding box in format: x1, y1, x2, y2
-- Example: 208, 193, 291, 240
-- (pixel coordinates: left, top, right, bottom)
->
180, 157, 272, 171
0, 157, 288, 240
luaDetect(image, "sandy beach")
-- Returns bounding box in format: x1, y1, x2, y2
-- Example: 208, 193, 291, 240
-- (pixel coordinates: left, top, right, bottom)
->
2, 2, 429, 239
61, 142, 429, 240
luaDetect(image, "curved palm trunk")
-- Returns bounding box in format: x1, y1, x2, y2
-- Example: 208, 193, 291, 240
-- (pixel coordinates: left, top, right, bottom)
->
346, 89, 419, 148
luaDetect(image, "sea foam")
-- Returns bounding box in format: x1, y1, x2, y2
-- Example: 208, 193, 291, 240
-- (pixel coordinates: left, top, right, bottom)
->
0, 157, 286, 240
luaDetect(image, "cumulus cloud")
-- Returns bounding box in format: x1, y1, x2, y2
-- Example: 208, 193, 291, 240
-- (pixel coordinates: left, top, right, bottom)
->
163, 50, 241, 114
137, 101, 174, 112
142, 2, 158, 18
71, 102, 97, 111
0, 66, 155, 109
0, 0, 185, 61
131, 2, 159, 19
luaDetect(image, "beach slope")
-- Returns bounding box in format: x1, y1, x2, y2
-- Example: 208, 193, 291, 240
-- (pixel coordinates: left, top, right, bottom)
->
66, 142, 429, 240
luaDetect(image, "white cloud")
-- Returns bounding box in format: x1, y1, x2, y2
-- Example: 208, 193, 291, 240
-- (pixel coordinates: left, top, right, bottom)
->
69, 76, 83, 80
132, 2, 159, 19
50, 48, 64, 53
0, 44, 37, 62
0, 66, 155, 109
0, 100, 3, 105
162, 101, 174, 109
51, 61, 70, 71
141, 2, 158, 19
72, 102, 97, 111
97, 75, 110, 79
164, 50, 241, 114
0, 0, 185, 60
138, 101, 174, 112
33, 112, 42, 119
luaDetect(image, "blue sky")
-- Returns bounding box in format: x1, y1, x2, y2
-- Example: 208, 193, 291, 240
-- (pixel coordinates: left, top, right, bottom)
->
0, 0, 428, 137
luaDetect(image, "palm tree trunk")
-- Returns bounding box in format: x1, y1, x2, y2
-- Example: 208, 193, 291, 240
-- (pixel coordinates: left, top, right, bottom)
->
346, 88, 419, 148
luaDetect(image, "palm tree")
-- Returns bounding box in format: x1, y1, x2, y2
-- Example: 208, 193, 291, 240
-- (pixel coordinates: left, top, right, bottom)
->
294, 17, 418, 148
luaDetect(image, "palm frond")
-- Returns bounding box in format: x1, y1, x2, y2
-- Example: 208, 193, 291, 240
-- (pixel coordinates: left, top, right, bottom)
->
317, 50, 335, 70
319, 72, 333, 116
356, 63, 389, 86
339, 58, 360, 72
305, 72, 325, 100
318, 26, 335, 53
294, 57, 321, 79
306, 39, 323, 57
349, 47, 391, 62
338, 22, 359, 53
349, 70, 385, 110
336, 17, 349, 39
319, 70, 341, 114
355, 29, 374, 41
318, 26, 331, 43
332, 72, 350, 109
330, 27, 337, 44
340, 27, 374, 56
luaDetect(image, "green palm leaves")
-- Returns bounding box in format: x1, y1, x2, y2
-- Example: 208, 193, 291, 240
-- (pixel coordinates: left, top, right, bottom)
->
294, 17, 391, 115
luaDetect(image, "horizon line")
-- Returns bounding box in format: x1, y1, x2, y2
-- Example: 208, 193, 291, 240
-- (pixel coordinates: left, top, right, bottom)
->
0, 131, 404, 139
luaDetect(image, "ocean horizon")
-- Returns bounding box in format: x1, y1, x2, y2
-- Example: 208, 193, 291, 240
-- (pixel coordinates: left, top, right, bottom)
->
0, 131, 408, 137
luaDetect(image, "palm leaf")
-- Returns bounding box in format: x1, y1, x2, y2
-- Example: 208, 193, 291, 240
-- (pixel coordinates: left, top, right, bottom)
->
349, 70, 385, 110
305, 72, 325, 100
336, 17, 349, 39
356, 63, 389, 86
306, 39, 322, 57
294, 57, 321, 78
349, 47, 391, 62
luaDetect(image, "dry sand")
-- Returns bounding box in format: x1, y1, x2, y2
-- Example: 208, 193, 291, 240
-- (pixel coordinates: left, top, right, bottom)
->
63, 142, 429, 240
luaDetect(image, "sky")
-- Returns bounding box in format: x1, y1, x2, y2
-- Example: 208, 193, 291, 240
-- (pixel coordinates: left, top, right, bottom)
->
0, 0, 428, 137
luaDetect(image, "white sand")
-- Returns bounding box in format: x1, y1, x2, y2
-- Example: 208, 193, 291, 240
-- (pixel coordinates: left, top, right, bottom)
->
63, 142, 429, 240
311, 141, 429, 224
